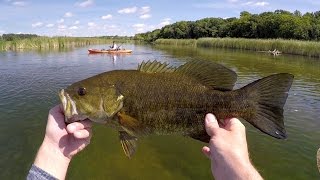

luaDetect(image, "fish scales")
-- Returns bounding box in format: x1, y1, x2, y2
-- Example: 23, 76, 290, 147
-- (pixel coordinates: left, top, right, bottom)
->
59, 60, 293, 158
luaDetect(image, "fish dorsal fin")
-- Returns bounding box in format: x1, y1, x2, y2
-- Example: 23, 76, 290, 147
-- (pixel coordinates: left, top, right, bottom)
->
138, 60, 176, 73
176, 60, 237, 91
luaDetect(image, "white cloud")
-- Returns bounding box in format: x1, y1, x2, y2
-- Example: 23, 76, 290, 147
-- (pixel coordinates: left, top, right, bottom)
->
32, 22, 43, 28
64, 12, 73, 18
69, 26, 79, 30
57, 18, 64, 23
103, 24, 118, 29
0, 30, 5, 34
118, 6, 137, 14
193, 3, 226, 9
101, 14, 112, 20
12, 1, 26, 6
74, 20, 80, 25
109, 25, 117, 28
88, 22, 96, 27
194, 1, 269, 9
87, 22, 97, 29
76, 0, 93, 7
58, 25, 67, 29
132, 24, 146, 32
46, 24, 54, 28
242, 1, 269, 6
133, 24, 145, 28
140, 14, 151, 19
254, 1, 269, 6
140, 6, 150, 14
159, 18, 171, 26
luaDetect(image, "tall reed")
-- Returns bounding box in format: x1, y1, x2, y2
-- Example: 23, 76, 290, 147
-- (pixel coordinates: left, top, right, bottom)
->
155, 39, 197, 47
0, 37, 125, 51
155, 38, 320, 58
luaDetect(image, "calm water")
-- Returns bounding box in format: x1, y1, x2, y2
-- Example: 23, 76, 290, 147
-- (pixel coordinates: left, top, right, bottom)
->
0, 44, 319, 179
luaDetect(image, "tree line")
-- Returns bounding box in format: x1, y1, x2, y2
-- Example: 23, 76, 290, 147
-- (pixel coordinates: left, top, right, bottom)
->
1, 33, 39, 41
0, 34, 134, 41
134, 10, 320, 42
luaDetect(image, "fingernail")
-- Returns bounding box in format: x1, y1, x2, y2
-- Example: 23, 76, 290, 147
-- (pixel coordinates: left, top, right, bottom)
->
205, 114, 215, 124
68, 124, 76, 132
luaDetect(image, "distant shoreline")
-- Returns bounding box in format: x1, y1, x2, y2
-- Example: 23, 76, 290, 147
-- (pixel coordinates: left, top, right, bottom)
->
154, 38, 320, 58
0, 37, 132, 51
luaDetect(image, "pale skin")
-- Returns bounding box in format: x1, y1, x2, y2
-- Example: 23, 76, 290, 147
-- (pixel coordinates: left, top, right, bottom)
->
202, 113, 263, 180
33, 105, 92, 180
32, 105, 261, 179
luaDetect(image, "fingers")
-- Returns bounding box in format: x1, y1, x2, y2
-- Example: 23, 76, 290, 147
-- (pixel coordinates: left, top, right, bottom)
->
67, 120, 92, 134
224, 118, 245, 131
67, 120, 93, 139
205, 113, 219, 136
74, 128, 92, 139
202, 146, 211, 159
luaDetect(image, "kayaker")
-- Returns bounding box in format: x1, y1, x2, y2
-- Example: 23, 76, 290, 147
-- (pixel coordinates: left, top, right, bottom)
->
110, 41, 118, 50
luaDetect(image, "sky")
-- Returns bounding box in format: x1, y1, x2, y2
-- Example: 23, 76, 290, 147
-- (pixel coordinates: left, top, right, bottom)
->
0, 0, 319, 37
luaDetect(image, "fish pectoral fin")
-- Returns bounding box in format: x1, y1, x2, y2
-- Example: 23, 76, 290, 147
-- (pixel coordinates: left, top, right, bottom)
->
119, 131, 138, 158
176, 60, 237, 91
117, 111, 148, 136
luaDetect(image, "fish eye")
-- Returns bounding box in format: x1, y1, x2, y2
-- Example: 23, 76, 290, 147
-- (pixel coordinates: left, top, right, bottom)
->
78, 87, 86, 96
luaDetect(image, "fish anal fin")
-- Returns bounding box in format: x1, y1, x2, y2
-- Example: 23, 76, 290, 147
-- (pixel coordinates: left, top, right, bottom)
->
138, 60, 176, 73
119, 131, 138, 158
176, 60, 237, 91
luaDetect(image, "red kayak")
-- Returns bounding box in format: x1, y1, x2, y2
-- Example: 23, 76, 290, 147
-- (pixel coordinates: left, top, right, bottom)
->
88, 49, 133, 54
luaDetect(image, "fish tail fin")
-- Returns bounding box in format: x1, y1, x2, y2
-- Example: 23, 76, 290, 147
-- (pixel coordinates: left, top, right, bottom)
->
240, 73, 294, 139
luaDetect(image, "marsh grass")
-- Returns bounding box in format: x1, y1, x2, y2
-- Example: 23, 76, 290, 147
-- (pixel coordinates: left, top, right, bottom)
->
155, 38, 320, 58
0, 37, 120, 51
155, 39, 197, 47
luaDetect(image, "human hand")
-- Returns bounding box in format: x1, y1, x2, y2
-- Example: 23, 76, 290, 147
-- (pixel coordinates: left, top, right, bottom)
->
202, 113, 262, 180
43, 104, 92, 159
34, 105, 92, 179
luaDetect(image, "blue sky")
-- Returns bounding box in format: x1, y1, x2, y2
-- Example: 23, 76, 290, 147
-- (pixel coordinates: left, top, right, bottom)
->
0, 0, 319, 36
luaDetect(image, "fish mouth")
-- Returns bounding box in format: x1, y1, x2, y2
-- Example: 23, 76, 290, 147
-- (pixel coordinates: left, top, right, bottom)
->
59, 89, 88, 123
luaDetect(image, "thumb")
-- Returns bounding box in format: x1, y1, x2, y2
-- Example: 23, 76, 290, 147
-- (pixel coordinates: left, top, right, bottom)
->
205, 113, 219, 136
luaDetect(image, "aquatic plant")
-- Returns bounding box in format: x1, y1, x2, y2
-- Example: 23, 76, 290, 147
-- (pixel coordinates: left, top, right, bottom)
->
0, 37, 130, 51
155, 38, 320, 58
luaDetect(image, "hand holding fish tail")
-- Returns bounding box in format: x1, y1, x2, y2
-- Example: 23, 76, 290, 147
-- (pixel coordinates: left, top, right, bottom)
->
32, 105, 92, 180
202, 113, 263, 180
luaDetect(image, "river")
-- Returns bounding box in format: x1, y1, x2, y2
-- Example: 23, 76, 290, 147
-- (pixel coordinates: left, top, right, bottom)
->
0, 44, 319, 179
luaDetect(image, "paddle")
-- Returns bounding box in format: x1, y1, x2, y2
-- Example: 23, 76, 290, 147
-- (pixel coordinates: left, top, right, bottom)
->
117, 43, 124, 50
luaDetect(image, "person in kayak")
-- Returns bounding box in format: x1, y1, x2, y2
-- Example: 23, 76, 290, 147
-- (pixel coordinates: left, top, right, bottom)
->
110, 41, 118, 50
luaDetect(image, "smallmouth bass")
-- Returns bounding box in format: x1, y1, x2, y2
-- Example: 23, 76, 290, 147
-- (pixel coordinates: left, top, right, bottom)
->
59, 60, 293, 158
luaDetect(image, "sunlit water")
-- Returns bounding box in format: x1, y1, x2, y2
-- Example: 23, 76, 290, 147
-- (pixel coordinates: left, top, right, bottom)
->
0, 44, 319, 179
